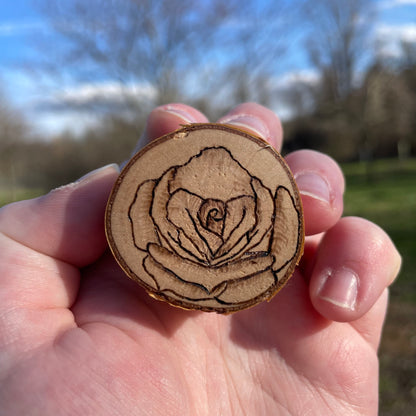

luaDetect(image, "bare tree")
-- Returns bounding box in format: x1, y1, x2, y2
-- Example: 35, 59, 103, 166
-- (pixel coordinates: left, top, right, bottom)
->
304, 0, 375, 104
362, 63, 415, 160
34, 0, 240, 113
219, 1, 304, 108
32, 0, 304, 121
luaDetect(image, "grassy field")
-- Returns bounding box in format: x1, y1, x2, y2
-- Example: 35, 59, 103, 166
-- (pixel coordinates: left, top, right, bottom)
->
343, 158, 416, 302
1, 158, 415, 413
0, 188, 44, 208
342, 158, 416, 415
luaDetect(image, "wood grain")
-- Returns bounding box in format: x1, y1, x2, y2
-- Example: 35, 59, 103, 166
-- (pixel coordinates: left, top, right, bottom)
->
105, 123, 304, 313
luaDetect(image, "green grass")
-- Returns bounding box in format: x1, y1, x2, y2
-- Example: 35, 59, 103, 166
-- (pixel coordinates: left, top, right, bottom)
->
0, 188, 44, 208
342, 158, 416, 415
343, 158, 416, 302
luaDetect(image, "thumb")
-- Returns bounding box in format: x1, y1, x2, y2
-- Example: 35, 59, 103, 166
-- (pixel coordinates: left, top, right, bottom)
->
0, 164, 119, 267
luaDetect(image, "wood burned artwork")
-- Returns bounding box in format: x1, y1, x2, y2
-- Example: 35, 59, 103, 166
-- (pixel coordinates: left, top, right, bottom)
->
105, 124, 304, 313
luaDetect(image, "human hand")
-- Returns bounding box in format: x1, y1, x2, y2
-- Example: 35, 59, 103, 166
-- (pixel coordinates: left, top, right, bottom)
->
0, 103, 401, 415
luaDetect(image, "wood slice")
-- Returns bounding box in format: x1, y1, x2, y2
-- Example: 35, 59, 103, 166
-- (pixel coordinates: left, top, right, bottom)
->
105, 123, 304, 313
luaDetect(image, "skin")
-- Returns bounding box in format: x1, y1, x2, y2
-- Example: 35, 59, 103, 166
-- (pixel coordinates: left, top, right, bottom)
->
0, 103, 401, 415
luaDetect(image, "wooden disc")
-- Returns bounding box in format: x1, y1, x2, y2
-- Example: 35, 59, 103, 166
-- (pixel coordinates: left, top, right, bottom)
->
105, 123, 304, 313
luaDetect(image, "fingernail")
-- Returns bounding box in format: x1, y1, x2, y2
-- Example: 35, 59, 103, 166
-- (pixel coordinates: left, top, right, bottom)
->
76, 163, 120, 184
219, 114, 270, 140
295, 172, 331, 204
318, 268, 358, 310
162, 104, 200, 124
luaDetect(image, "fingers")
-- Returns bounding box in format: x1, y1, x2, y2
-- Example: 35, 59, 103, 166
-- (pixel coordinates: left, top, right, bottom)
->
217, 106, 343, 236
132, 103, 209, 153
0, 166, 118, 353
133, 102, 283, 155
0, 164, 119, 269
217, 102, 283, 151
136, 102, 283, 153
350, 288, 389, 349
285, 150, 344, 235
309, 217, 401, 324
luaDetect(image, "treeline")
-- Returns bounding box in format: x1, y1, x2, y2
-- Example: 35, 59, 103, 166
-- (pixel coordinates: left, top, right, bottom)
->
285, 61, 416, 161
2, 60, 416, 192
1, 0, 416, 191
0, 113, 142, 190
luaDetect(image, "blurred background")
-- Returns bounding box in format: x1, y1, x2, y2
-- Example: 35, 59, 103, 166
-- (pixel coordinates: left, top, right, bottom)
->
0, 0, 415, 413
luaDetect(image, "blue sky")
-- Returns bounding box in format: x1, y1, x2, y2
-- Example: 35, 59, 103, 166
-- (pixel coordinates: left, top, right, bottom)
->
1, 0, 416, 137
0, 0, 44, 65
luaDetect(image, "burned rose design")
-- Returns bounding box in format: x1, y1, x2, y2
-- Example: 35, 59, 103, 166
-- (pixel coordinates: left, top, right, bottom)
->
128, 146, 300, 307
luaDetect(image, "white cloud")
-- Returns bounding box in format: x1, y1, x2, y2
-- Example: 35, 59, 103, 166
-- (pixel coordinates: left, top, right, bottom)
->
376, 23, 416, 42
0, 21, 45, 36
2, 72, 157, 138
28, 81, 155, 137
268, 69, 321, 120
374, 23, 416, 57
33, 111, 99, 138
49, 81, 156, 108
270, 69, 320, 90
380, 0, 416, 9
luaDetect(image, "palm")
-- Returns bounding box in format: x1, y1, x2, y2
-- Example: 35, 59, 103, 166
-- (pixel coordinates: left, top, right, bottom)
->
2, 248, 377, 415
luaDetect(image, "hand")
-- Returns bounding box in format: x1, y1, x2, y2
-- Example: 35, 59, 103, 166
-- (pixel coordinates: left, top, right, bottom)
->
0, 103, 401, 415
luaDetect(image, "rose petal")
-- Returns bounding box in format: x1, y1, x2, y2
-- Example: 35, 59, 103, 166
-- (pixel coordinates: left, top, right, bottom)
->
271, 186, 301, 272
213, 178, 275, 265
244, 177, 275, 250
169, 147, 253, 201
222, 195, 255, 241
215, 195, 256, 258
215, 270, 276, 304
211, 235, 250, 267
147, 243, 273, 293
198, 199, 225, 236
151, 169, 206, 263
143, 254, 213, 300
167, 190, 223, 259
129, 179, 160, 251
177, 229, 208, 263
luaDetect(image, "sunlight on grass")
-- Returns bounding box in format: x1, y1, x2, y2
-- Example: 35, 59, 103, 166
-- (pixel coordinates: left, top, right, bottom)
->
0, 188, 44, 208
343, 159, 416, 293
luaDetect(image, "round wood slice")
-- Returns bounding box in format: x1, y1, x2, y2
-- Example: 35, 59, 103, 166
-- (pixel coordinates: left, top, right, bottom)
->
105, 123, 304, 313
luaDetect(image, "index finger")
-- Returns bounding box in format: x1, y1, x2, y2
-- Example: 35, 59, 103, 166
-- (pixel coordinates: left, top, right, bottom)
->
217, 102, 284, 151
